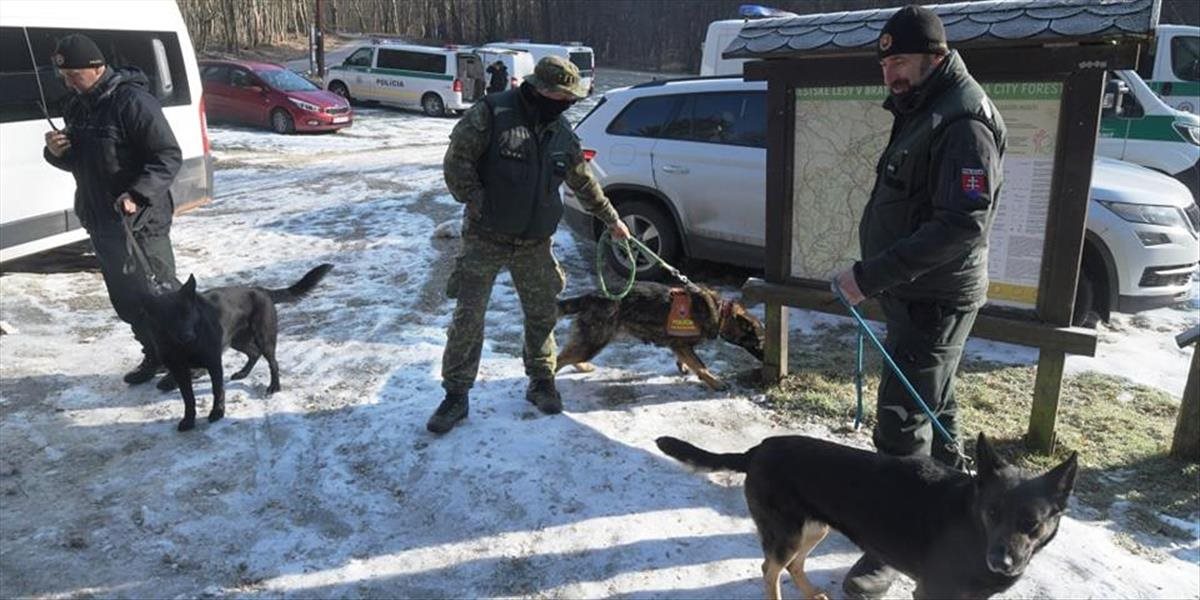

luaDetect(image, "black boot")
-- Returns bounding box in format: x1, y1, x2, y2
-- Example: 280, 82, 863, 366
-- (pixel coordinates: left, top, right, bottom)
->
843, 553, 899, 599
123, 355, 163, 385
525, 378, 562, 415
426, 392, 469, 434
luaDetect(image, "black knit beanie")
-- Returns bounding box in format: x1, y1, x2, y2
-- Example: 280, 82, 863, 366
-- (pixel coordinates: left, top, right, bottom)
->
878, 5, 948, 59
52, 34, 106, 69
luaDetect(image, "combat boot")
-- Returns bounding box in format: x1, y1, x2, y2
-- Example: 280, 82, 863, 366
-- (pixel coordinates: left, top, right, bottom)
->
123, 355, 163, 385
842, 553, 899, 599
525, 378, 562, 415
426, 392, 469, 434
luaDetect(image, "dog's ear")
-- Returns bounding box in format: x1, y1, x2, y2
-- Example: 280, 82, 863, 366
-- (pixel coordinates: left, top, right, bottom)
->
974, 432, 1006, 479
181, 274, 197, 296
1041, 451, 1078, 512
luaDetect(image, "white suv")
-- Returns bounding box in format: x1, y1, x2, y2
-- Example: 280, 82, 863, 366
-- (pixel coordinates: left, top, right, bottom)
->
563, 77, 1199, 326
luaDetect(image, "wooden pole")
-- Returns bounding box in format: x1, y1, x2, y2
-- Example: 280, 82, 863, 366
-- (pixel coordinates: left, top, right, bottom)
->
1170, 342, 1199, 462
763, 302, 788, 382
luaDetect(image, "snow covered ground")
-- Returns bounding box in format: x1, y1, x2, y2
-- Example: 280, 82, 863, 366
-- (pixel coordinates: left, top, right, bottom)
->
1, 69, 1197, 599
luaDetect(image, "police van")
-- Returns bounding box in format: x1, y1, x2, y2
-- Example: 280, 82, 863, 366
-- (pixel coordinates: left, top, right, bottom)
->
482, 41, 596, 95
1101, 70, 1200, 199
1137, 24, 1199, 114
0, 0, 212, 263
323, 41, 486, 117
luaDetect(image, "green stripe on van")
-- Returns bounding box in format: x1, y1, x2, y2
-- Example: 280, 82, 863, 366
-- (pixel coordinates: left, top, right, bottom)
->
1147, 80, 1200, 98
1101, 115, 1189, 143
330, 65, 454, 81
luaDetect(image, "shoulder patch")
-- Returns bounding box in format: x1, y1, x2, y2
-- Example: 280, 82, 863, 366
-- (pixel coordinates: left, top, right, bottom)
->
960, 168, 987, 200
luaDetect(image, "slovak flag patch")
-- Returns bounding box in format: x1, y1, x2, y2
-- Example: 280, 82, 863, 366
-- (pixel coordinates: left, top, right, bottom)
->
961, 168, 987, 200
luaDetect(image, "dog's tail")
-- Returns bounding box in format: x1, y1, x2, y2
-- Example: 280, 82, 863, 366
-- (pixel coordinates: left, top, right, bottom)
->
655, 436, 752, 473
268, 263, 334, 304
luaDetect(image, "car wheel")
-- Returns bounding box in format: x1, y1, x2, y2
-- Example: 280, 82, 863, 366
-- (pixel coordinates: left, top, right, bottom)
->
422, 93, 446, 117
270, 108, 295, 134
1072, 270, 1101, 328
329, 81, 353, 103
606, 200, 680, 282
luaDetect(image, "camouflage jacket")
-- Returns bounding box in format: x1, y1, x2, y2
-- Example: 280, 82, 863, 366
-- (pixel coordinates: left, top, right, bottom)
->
443, 95, 620, 237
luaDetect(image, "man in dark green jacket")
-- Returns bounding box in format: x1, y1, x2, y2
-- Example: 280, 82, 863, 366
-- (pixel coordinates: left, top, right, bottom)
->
428, 56, 630, 435
831, 6, 1006, 597
43, 34, 182, 387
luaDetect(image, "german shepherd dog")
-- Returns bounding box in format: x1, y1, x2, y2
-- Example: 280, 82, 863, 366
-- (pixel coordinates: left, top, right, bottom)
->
141, 264, 333, 431
656, 433, 1078, 599
556, 281, 764, 390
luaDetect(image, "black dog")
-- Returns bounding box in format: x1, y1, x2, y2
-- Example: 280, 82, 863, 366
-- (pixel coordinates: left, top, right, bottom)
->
556, 281, 764, 390
141, 264, 332, 431
656, 433, 1077, 599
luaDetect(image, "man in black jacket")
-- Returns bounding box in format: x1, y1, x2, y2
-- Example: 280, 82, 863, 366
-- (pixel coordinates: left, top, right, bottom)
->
43, 34, 183, 386
830, 6, 1006, 597
485, 60, 509, 95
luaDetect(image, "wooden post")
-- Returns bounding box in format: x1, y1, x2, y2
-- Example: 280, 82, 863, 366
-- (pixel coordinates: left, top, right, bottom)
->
763, 302, 788, 382
1027, 349, 1067, 452
1171, 343, 1199, 462
1026, 67, 1106, 454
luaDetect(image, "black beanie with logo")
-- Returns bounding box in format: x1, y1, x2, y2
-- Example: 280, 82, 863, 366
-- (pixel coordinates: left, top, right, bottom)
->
52, 34, 106, 69
877, 5, 949, 59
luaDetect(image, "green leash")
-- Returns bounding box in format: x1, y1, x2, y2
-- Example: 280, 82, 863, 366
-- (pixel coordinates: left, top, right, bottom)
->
594, 230, 695, 300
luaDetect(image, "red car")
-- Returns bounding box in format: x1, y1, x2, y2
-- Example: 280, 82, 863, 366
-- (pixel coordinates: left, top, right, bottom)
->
199, 59, 352, 133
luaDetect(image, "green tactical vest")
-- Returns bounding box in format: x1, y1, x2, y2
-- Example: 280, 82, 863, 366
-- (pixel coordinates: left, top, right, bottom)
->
860, 51, 1008, 307
475, 90, 577, 240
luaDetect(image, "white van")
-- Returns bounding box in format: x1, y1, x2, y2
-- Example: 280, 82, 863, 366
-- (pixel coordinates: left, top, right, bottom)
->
482, 41, 595, 95
0, 0, 212, 263
472, 47, 535, 93
323, 41, 485, 117
1099, 70, 1200, 199
1138, 24, 1199, 114
700, 19, 751, 76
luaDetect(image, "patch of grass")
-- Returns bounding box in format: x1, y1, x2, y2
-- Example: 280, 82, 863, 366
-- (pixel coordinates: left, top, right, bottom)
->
763, 325, 1199, 543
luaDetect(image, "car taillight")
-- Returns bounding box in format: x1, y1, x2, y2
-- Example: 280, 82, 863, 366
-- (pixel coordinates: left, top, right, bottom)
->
199, 97, 211, 155
582, 149, 596, 161
453, 78, 462, 93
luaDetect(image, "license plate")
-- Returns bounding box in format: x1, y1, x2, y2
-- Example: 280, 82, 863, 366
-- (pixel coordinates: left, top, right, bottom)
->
332, 116, 349, 124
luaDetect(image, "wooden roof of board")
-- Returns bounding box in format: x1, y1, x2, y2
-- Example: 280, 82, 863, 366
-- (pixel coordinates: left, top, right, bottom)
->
724, 0, 1159, 59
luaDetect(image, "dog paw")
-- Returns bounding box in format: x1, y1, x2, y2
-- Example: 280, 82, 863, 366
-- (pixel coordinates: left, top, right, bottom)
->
574, 362, 596, 373
809, 591, 829, 600
230, 370, 250, 381
157, 375, 179, 392
177, 418, 195, 432
675, 361, 688, 374
207, 408, 224, 423
266, 382, 281, 395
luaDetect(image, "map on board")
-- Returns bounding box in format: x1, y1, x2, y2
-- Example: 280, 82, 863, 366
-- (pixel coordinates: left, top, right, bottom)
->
789, 82, 1063, 308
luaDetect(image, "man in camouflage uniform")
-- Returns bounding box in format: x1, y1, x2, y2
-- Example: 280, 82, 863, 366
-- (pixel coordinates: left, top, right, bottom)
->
428, 56, 630, 435
830, 6, 1006, 597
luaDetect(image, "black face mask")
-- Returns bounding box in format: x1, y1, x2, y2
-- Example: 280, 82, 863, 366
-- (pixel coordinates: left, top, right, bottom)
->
521, 82, 576, 122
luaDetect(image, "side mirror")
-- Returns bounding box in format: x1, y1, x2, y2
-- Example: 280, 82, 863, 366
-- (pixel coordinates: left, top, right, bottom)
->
1102, 78, 1129, 118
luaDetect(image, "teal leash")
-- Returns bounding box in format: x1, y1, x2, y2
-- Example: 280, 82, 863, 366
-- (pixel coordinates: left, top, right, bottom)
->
832, 284, 970, 468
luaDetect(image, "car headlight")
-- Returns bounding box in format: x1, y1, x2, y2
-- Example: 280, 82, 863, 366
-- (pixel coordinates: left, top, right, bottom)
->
1097, 200, 1189, 228
287, 97, 320, 112
1174, 121, 1200, 146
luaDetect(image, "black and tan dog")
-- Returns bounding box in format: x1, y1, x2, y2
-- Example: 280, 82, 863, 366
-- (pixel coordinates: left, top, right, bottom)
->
656, 433, 1078, 599
141, 264, 332, 431
556, 281, 764, 390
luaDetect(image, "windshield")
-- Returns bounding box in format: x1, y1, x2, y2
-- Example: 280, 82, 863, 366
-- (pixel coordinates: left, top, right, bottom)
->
256, 69, 319, 92
569, 51, 594, 73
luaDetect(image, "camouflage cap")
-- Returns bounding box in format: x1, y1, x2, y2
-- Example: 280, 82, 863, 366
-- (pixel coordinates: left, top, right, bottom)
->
524, 55, 588, 99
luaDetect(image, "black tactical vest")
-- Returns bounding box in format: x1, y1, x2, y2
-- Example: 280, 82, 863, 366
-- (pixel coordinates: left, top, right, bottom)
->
475, 90, 577, 239
860, 51, 1008, 306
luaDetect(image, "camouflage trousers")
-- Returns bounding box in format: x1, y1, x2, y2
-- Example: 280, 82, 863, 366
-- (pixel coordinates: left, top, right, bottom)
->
441, 232, 566, 394
874, 295, 979, 467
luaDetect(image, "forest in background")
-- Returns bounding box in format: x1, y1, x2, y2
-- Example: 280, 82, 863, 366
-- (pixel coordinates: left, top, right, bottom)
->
178, 0, 1200, 72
